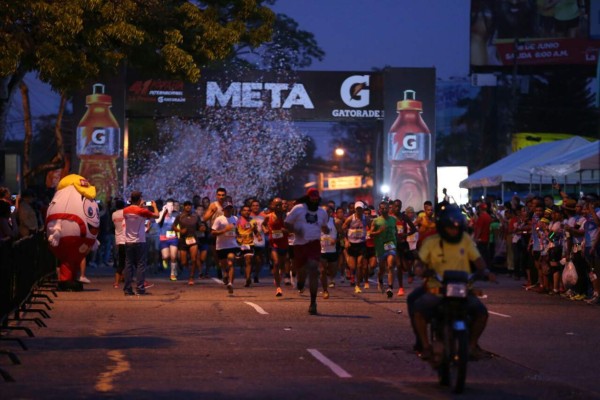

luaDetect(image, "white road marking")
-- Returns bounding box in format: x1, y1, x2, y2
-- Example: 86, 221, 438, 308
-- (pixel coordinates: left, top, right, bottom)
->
244, 301, 269, 315
212, 277, 224, 285
489, 311, 511, 318
307, 348, 352, 378
95, 350, 130, 392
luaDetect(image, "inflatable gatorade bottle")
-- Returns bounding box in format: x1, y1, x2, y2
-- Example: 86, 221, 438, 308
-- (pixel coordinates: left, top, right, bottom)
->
76, 84, 120, 203
388, 90, 431, 210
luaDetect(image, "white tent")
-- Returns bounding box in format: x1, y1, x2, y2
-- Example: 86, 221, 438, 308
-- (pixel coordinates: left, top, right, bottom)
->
530, 140, 599, 176
459, 137, 592, 189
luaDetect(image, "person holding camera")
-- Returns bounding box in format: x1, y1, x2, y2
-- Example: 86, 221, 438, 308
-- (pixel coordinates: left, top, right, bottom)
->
123, 191, 159, 296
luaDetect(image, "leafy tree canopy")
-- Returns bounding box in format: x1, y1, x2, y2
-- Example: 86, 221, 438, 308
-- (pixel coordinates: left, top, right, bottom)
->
1, 0, 277, 95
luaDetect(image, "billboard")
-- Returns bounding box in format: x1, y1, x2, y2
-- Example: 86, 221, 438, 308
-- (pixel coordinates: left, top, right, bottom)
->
470, 0, 600, 67
73, 68, 435, 205
383, 68, 436, 212
72, 80, 126, 204
126, 70, 384, 121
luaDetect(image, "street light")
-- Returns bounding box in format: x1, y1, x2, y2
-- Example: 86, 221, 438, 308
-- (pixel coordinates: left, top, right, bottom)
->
334, 147, 345, 205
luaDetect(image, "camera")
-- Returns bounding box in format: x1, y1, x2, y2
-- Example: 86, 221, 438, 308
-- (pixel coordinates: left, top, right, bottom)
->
145, 201, 153, 206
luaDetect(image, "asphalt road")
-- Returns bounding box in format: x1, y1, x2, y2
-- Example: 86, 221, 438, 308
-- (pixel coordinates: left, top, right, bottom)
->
2, 265, 599, 400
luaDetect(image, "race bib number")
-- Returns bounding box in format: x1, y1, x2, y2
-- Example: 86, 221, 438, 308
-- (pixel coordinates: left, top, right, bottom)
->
166, 230, 176, 238
348, 229, 363, 239
384, 241, 396, 251
185, 237, 196, 245
272, 230, 283, 239
225, 230, 236, 237
321, 236, 335, 246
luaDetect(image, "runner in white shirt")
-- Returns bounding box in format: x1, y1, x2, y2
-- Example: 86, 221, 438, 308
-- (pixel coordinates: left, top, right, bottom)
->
284, 188, 330, 315
211, 201, 239, 294
320, 205, 338, 300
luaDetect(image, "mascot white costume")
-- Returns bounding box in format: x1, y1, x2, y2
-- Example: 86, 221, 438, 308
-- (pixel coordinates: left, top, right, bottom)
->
46, 174, 100, 291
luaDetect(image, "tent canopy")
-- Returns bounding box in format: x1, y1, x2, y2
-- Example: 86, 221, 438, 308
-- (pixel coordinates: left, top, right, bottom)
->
530, 140, 600, 176
459, 137, 593, 189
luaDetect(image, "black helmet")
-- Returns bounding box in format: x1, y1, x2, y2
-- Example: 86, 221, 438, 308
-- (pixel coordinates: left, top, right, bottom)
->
435, 201, 465, 244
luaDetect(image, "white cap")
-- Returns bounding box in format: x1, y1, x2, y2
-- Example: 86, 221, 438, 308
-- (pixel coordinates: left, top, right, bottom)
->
354, 201, 365, 209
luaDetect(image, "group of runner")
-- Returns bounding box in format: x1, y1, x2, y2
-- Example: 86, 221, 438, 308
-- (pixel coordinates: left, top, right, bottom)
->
119, 187, 441, 310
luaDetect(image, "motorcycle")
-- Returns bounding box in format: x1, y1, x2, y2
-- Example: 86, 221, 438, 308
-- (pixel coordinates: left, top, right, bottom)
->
428, 270, 471, 394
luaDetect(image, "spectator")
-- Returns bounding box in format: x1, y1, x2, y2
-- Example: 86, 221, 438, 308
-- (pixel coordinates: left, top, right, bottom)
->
17, 189, 41, 238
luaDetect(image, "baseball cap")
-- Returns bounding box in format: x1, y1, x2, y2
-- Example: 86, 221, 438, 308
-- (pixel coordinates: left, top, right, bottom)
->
306, 188, 320, 199
354, 201, 365, 209
223, 201, 234, 209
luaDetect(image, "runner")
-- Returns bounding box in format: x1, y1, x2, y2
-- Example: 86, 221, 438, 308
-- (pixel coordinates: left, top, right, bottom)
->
237, 205, 259, 287
156, 199, 180, 281
250, 199, 267, 283
173, 200, 202, 285
342, 201, 369, 293
211, 201, 239, 294
370, 201, 398, 298
262, 197, 289, 297
285, 188, 330, 315
320, 205, 338, 299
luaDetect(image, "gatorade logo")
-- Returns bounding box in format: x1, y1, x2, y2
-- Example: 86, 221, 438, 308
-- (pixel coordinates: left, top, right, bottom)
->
340, 75, 370, 108
92, 129, 106, 145
403, 134, 417, 150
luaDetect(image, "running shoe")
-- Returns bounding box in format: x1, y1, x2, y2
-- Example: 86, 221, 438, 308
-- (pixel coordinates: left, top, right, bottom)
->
162, 260, 168, 270
188, 279, 194, 286
585, 294, 599, 305
276, 287, 283, 297
78, 276, 91, 284
323, 291, 330, 299
227, 283, 234, 294
113, 283, 119, 289
354, 285, 362, 294
144, 282, 154, 289
245, 278, 251, 287
253, 276, 259, 284
308, 303, 317, 315
364, 282, 370, 290
284, 277, 291, 286
328, 282, 336, 288
397, 287, 405, 296
170, 274, 177, 281
386, 288, 393, 298
570, 293, 585, 301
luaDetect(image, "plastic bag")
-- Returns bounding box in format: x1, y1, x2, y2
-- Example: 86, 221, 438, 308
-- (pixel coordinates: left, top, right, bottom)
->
562, 260, 578, 287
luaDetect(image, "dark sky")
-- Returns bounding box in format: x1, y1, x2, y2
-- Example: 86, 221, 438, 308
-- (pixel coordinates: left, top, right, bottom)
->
272, 0, 471, 78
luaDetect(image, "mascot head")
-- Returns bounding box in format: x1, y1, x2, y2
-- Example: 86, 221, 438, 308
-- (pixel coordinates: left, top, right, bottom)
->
46, 174, 100, 240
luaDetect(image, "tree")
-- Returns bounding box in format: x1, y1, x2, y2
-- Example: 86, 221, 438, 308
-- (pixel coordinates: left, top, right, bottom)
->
1, 0, 276, 186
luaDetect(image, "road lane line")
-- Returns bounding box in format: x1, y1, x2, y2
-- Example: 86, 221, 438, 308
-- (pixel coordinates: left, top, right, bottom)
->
244, 301, 269, 315
307, 348, 352, 378
95, 350, 131, 392
489, 311, 511, 318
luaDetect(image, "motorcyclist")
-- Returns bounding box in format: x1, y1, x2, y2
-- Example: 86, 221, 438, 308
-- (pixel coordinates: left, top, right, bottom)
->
407, 202, 496, 361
